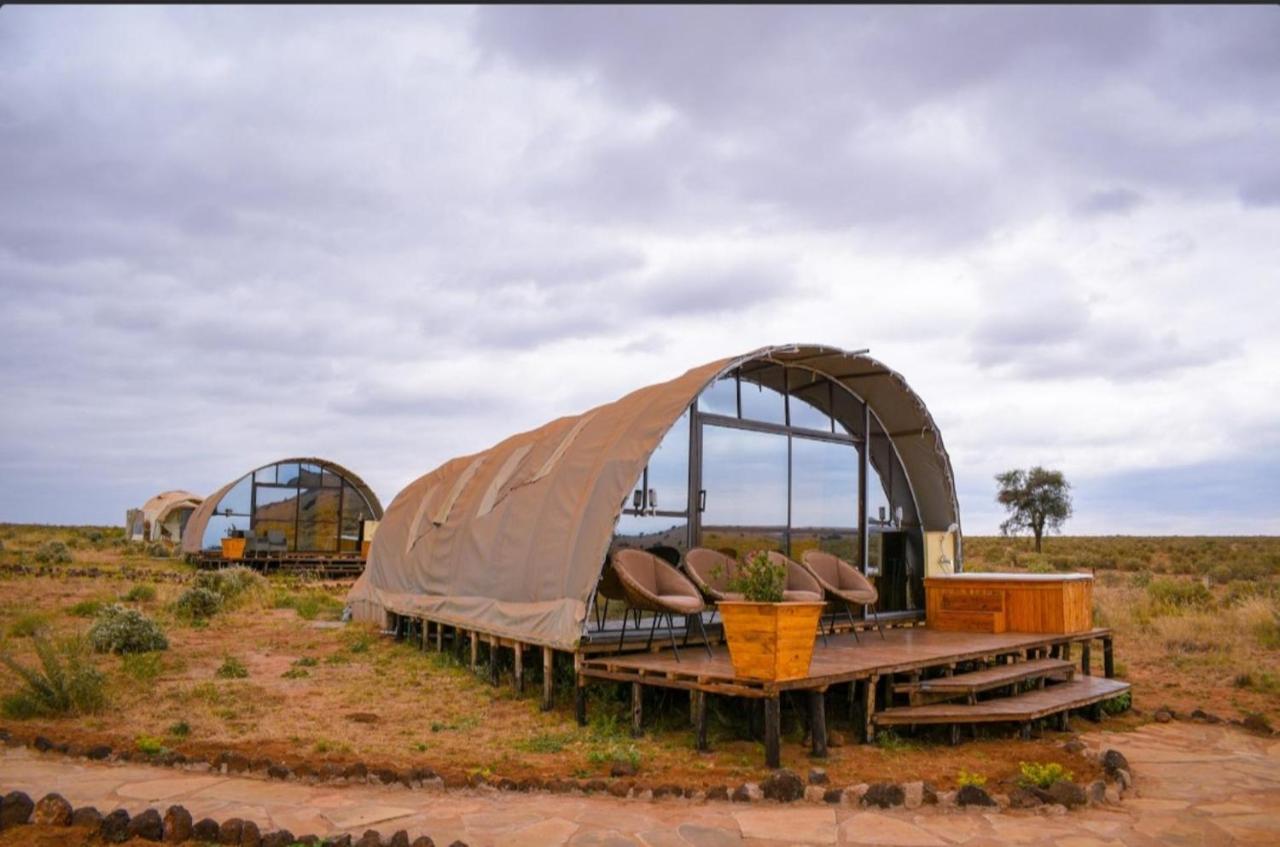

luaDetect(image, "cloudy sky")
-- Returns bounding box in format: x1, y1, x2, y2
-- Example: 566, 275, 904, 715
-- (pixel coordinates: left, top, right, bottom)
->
2, 6, 1277, 535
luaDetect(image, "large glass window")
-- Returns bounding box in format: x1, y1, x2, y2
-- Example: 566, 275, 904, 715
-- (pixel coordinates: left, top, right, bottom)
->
790, 438, 859, 563
788, 371, 833, 433
700, 425, 789, 528
739, 371, 786, 425
645, 411, 689, 513
697, 373, 737, 417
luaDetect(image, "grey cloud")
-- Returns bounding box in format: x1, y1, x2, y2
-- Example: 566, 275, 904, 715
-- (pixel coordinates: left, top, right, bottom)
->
1077, 187, 1145, 217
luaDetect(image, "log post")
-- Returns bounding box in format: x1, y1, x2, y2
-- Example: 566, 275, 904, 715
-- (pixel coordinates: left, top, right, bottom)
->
864, 674, 878, 743
469, 631, 478, 672
420, 619, 427, 651
1060, 641, 1072, 662
764, 695, 781, 769
693, 691, 708, 752
541, 646, 554, 711
489, 637, 500, 686
630, 682, 643, 737
808, 690, 828, 759
575, 674, 587, 726
1103, 637, 1115, 678
436, 622, 444, 652
850, 680, 866, 740
514, 642, 524, 693
1081, 642, 1092, 677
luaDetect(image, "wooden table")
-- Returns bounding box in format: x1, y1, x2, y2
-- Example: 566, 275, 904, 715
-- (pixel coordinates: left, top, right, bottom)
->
925, 572, 1093, 634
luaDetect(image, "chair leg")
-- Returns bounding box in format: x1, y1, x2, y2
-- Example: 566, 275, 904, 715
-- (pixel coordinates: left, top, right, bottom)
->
617, 606, 629, 652
846, 604, 860, 643
597, 597, 608, 630
871, 603, 885, 640
666, 612, 682, 662
646, 612, 660, 651
694, 613, 713, 658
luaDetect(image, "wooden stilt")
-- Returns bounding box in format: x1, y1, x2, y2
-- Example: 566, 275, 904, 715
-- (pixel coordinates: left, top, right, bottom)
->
1081, 642, 1092, 677
850, 680, 866, 741
631, 682, 643, 738
436, 622, 444, 652
514, 642, 524, 693
489, 637, 500, 686
541, 646, 554, 711
1103, 637, 1115, 678
808, 690, 828, 759
693, 691, 708, 752
764, 696, 781, 769
1061, 642, 1072, 662
864, 674, 878, 743
575, 675, 587, 727
469, 631, 478, 672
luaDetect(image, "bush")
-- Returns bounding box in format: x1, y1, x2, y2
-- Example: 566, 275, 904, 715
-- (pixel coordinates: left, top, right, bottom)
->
0, 636, 107, 718
216, 656, 248, 679
145, 542, 169, 559
168, 720, 190, 737
175, 587, 222, 621
1147, 578, 1213, 611
1018, 761, 1073, 789
33, 540, 72, 565
956, 769, 987, 788
273, 590, 344, 621
193, 566, 266, 606
722, 550, 785, 602
136, 735, 166, 756
88, 605, 168, 655
122, 584, 157, 603
8, 612, 52, 638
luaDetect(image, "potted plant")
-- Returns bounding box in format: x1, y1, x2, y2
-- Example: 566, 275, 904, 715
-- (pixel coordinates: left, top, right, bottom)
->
220, 526, 246, 560
716, 550, 826, 682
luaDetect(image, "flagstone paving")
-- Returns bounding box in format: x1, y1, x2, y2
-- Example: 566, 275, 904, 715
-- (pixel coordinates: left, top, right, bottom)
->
1, 721, 1277, 845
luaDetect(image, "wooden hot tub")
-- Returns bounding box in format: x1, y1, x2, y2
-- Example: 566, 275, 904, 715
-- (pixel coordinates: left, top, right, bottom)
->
924, 572, 1093, 634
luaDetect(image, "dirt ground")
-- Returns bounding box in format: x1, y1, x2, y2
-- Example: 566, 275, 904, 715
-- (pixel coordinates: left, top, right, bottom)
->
1, 526, 1275, 793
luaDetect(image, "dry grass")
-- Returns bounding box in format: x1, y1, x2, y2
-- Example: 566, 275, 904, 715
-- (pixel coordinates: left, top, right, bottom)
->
4, 525, 1276, 789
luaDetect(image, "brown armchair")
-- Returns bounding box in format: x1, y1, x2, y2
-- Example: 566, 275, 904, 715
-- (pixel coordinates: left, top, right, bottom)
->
762, 551, 828, 646
684, 547, 738, 602
801, 550, 885, 640
612, 549, 712, 659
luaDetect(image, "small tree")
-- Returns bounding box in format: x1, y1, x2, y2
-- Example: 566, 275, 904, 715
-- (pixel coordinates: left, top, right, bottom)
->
995, 466, 1072, 553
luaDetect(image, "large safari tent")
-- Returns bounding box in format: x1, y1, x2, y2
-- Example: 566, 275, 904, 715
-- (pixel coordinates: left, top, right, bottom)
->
184, 457, 383, 574
349, 344, 1126, 764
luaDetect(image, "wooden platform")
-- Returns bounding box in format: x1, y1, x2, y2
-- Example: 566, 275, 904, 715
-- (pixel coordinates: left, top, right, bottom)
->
579, 626, 1110, 697
874, 675, 1129, 726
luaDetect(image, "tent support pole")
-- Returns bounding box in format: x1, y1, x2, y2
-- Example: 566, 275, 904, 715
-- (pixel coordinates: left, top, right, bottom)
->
489, 636, 499, 686
541, 646, 554, 711
514, 642, 524, 693
436, 622, 443, 652
808, 689, 828, 758
764, 695, 781, 769
575, 674, 587, 727
693, 691, 709, 752
469, 631, 478, 672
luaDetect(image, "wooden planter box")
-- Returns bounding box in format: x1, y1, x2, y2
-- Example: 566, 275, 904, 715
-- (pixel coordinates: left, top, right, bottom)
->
220, 537, 246, 560
925, 574, 1093, 634
718, 601, 825, 682
361, 540, 372, 559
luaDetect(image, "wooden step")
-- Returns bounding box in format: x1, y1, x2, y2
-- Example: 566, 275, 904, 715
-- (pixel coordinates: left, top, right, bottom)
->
896, 657, 1075, 703
875, 675, 1129, 726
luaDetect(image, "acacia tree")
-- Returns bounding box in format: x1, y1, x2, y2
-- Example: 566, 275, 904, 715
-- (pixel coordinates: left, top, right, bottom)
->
995, 466, 1072, 553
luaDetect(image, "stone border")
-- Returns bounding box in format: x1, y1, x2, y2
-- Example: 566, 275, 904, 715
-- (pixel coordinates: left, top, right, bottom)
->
0, 727, 1135, 815
0, 787, 449, 846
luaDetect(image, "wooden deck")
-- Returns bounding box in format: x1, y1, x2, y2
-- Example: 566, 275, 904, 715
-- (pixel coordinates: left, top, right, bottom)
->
576, 625, 1122, 767
579, 626, 1111, 696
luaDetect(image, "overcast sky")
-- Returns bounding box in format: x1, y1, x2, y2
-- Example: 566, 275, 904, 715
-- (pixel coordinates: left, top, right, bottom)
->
2, 6, 1277, 535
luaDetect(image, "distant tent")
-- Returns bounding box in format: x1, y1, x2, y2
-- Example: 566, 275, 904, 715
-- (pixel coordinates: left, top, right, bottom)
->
181, 458, 383, 555
126, 490, 203, 544
349, 344, 962, 651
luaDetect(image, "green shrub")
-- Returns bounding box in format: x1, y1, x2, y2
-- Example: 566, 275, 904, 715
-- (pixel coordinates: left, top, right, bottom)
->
274, 590, 343, 621
1146, 578, 1213, 611
721, 550, 785, 602
168, 720, 190, 737
1025, 561, 1054, 574
280, 667, 310, 679
1018, 761, 1073, 789
88, 605, 168, 654
122, 584, 157, 603
136, 735, 166, 756
0, 636, 107, 718
292, 656, 318, 667
517, 732, 573, 754
145, 542, 169, 559
215, 656, 248, 679
175, 587, 222, 621
120, 651, 165, 682
193, 566, 266, 606
33, 540, 72, 565
1128, 570, 1153, 588
8, 612, 52, 637
1102, 690, 1132, 714
956, 769, 987, 788
68, 599, 105, 618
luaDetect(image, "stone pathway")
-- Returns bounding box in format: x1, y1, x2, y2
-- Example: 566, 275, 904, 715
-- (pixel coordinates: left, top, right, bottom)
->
2, 722, 1277, 845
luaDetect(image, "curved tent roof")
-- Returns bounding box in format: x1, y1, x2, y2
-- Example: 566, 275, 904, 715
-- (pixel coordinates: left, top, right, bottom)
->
349, 344, 960, 650
142, 490, 203, 527
181, 457, 384, 554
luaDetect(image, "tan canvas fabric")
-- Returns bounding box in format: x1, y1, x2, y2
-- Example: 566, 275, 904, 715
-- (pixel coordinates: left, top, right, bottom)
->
348, 344, 960, 650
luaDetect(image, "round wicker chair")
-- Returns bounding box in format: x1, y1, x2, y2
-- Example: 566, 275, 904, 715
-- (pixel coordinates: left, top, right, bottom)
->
612, 549, 712, 659
801, 549, 885, 640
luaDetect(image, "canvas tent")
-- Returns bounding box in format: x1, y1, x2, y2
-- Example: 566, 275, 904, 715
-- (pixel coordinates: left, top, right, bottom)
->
349, 344, 962, 651
126, 490, 203, 544
181, 458, 384, 555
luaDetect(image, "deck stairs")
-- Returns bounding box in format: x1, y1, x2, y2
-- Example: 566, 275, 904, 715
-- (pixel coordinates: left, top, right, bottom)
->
877, 657, 1130, 742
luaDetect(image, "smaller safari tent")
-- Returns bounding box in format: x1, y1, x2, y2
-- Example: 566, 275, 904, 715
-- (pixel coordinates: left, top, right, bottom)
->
126, 490, 203, 544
